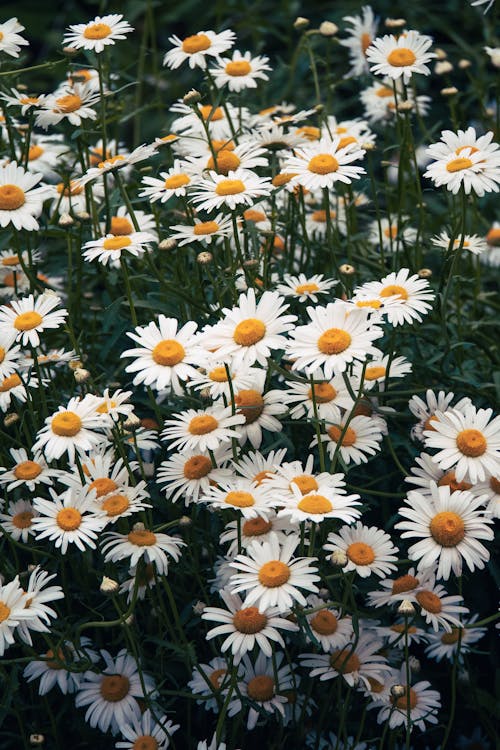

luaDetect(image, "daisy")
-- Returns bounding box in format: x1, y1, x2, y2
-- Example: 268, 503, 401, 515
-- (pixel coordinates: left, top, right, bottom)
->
35, 84, 100, 130
432, 231, 488, 256
82, 231, 156, 266
33, 395, 106, 464
201, 478, 276, 519
286, 301, 383, 378
0, 18, 28, 58
340, 6, 379, 77
78, 143, 157, 186
23, 638, 98, 696
354, 354, 412, 390
102, 206, 157, 238
303, 595, 353, 651
366, 30, 435, 82
405, 452, 474, 496
0, 499, 38, 543
188, 140, 269, 176
59, 449, 137, 495
372, 669, 441, 732
425, 617, 486, 663
229, 374, 287, 449
200, 288, 296, 368
282, 136, 366, 190
229, 532, 320, 613
414, 576, 469, 632
354, 268, 435, 327
188, 361, 260, 401
48, 179, 98, 217
0, 293, 67, 348
276, 274, 338, 304
281, 369, 354, 423
0, 370, 37, 412
232, 448, 288, 486
367, 566, 429, 609
201, 589, 298, 662
228, 652, 294, 730
18, 134, 66, 178
264, 454, 348, 503
75, 649, 156, 735
139, 160, 196, 204
15, 567, 64, 645
0, 162, 50, 231
305, 207, 347, 238
424, 128, 500, 196
0, 447, 59, 492
278, 483, 361, 525
299, 632, 390, 689
116, 710, 179, 750
368, 217, 417, 251
372, 620, 428, 650
171, 101, 241, 140
32, 488, 106, 554
121, 316, 206, 394
157, 447, 233, 505
396, 483, 494, 579
161, 405, 245, 452
476, 475, 500, 518
63, 14, 134, 53
212, 50, 272, 91
163, 29, 236, 70
188, 656, 232, 713
101, 523, 185, 575
95, 484, 152, 524
220, 513, 292, 557
314, 415, 384, 465
169, 215, 233, 246
119, 563, 158, 604
325, 523, 398, 578
0, 576, 32, 656
408, 388, 471, 442
422, 405, 500, 483
189, 169, 272, 212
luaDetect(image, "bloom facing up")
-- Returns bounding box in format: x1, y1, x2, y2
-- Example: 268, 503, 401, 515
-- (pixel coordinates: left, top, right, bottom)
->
277, 483, 361, 526
303, 594, 354, 651
189, 169, 273, 213
424, 128, 500, 196
101, 524, 185, 575
0, 293, 67, 348
116, 709, 179, 750
75, 649, 156, 735
161, 405, 245, 452
425, 616, 486, 663
32, 488, 107, 554
315, 415, 385, 465
212, 50, 272, 91
35, 84, 100, 130
0, 162, 50, 231
32, 395, 106, 464
200, 477, 277, 519
282, 136, 366, 190
63, 15, 134, 53
366, 30, 435, 82
163, 29, 236, 70
395, 483, 494, 579
324, 522, 399, 578
229, 532, 320, 613
0, 18, 28, 58
157, 447, 233, 505
354, 268, 435, 327
82, 231, 156, 266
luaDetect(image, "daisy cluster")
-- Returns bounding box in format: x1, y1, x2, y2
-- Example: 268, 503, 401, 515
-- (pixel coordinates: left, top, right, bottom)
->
0, 5, 498, 750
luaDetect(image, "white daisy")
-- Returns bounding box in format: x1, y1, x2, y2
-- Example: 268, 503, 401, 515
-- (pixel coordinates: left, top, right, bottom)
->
396, 483, 494, 579
189, 169, 272, 212
324, 522, 399, 578
0, 18, 29, 58
424, 128, 500, 196
32, 488, 106, 554
201, 478, 276, 519
33, 395, 106, 464
314, 415, 384, 465
366, 30, 435, 82
276, 274, 338, 303
188, 656, 231, 713
414, 576, 469, 632
339, 6, 379, 77
0, 293, 67, 348
281, 369, 354, 423
82, 231, 156, 266
0, 161, 50, 231
169, 215, 233, 246
116, 710, 179, 750
424, 616, 486, 663
102, 206, 157, 238
211, 50, 272, 91
303, 595, 354, 651
101, 523, 185, 575
408, 388, 471, 442
0, 370, 36, 412
0, 499, 38, 543
158, 447, 233, 505
432, 231, 488, 256
188, 140, 269, 176
422, 405, 500, 483
372, 669, 441, 732
229, 532, 320, 613
305, 206, 347, 238
63, 14, 134, 53
188, 360, 260, 401
220, 513, 291, 557
282, 136, 366, 190
161, 405, 245, 452
232, 448, 288, 486
368, 216, 417, 251
354, 353, 412, 390
367, 567, 427, 608
139, 160, 196, 204
163, 29, 236, 70
278, 482, 361, 525
228, 374, 286, 449
354, 268, 435, 327
23, 638, 98, 696
15, 566, 64, 645
35, 83, 100, 130
0, 576, 32, 656
48, 179, 98, 217
405, 452, 474, 496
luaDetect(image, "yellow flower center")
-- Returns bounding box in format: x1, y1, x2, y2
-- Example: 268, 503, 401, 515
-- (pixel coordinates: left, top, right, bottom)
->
0, 373, 21, 392
96, 400, 117, 414
296, 126, 321, 141
258, 560, 291, 587
14, 460, 42, 481
88, 477, 118, 498
297, 493, 333, 514
164, 173, 190, 190
296, 283, 320, 294
0, 185, 26, 211
103, 236, 132, 251
317, 328, 352, 355
244, 209, 266, 222
235, 389, 265, 424
110, 216, 134, 235
200, 105, 224, 122
247, 675, 275, 702
152, 339, 185, 366
188, 415, 218, 435
28, 145, 44, 161
215, 179, 246, 196
55, 94, 82, 114
183, 455, 212, 479
338, 135, 357, 150
51, 411, 82, 437
390, 623, 417, 634
380, 284, 408, 300
308, 382, 337, 403
84, 22, 112, 40
327, 424, 357, 447
441, 628, 462, 645
209, 668, 227, 689
383, 225, 398, 239
392, 574, 419, 595
356, 299, 382, 309
207, 150, 241, 175
57, 181, 84, 197
391, 687, 418, 710
456, 428, 487, 457
127, 529, 157, 546
308, 154, 339, 174
272, 173, 298, 187
329, 649, 361, 674
0, 602, 11, 623
225, 60, 252, 76
102, 493, 129, 517
45, 648, 66, 669
437, 472, 472, 493
446, 157, 473, 173
224, 490, 255, 508
209, 366, 228, 382
98, 155, 125, 170
243, 517, 272, 536
100, 674, 130, 702
486, 228, 500, 246
387, 48, 417, 67
416, 590, 442, 613
490, 476, 500, 494
12, 511, 34, 529
429, 511, 465, 547
14, 311, 43, 331
1, 254, 20, 267
291, 475, 319, 495
375, 86, 394, 98
233, 607, 267, 633
56, 508, 82, 531
182, 33, 211, 53
233, 318, 266, 346
347, 541, 375, 565
365, 366, 386, 381
310, 610, 338, 635
133, 737, 158, 750
361, 32, 372, 54
193, 220, 220, 235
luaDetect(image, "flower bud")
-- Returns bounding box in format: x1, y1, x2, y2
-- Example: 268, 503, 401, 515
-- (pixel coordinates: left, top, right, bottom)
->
434, 47, 448, 60
58, 213, 74, 228
100, 576, 119, 595
339, 263, 355, 275
435, 60, 453, 75
62, 46, 79, 56
293, 16, 310, 30
398, 599, 416, 616
4, 413, 19, 427
123, 413, 141, 431
75, 210, 91, 221
183, 89, 202, 106
159, 238, 177, 251
330, 550, 348, 567
132, 522, 146, 533
179, 515, 192, 527
74, 367, 91, 383
408, 656, 421, 673
193, 600, 207, 615
29, 736, 45, 747
385, 17, 406, 28
458, 58, 472, 69
441, 86, 458, 96
319, 21, 338, 37
197, 251, 213, 265
391, 684, 406, 698
418, 268, 432, 278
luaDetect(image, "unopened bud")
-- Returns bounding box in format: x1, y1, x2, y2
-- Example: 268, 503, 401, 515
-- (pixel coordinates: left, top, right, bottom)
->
385, 17, 406, 28
339, 263, 355, 275
133, 522, 146, 533
193, 600, 207, 615
362, 141, 376, 151
314, 103, 325, 114
330, 550, 348, 567
435, 60, 453, 75
123, 413, 141, 430
159, 238, 177, 251
390, 684, 406, 699
179, 515, 192, 527
441, 86, 458, 96
457, 668, 469, 685
458, 58, 472, 69
29, 736, 45, 747
434, 47, 448, 61
58, 213, 74, 228
197, 251, 213, 265
418, 268, 432, 278
4, 413, 19, 427
100, 576, 119, 595
408, 656, 421, 673
319, 21, 338, 37
398, 599, 416, 616
75, 210, 91, 221
73, 367, 91, 383
397, 100, 414, 112
123, 614, 134, 626
183, 89, 202, 106
294, 16, 310, 30
68, 359, 83, 371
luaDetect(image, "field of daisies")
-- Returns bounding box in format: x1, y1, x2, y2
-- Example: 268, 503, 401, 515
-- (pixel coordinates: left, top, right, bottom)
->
0, 1, 499, 748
